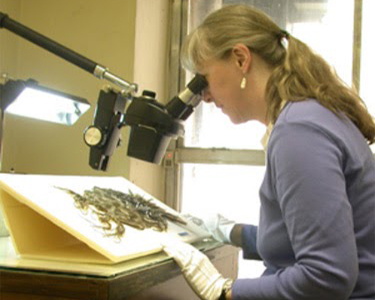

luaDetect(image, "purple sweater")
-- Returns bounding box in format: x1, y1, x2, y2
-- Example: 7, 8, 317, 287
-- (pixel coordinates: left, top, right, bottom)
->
233, 100, 375, 300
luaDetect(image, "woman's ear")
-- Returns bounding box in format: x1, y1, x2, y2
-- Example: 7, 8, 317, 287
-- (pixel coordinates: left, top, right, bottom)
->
232, 43, 251, 73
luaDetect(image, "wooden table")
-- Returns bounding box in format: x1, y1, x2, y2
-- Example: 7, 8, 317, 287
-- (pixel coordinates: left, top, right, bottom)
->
0, 237, 239, 300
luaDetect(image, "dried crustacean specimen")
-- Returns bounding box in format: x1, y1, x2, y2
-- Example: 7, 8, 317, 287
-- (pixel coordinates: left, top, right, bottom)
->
55, 186, 186, 239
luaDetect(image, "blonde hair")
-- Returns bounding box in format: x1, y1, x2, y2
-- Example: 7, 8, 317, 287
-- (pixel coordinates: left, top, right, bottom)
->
182, 4, 375, 144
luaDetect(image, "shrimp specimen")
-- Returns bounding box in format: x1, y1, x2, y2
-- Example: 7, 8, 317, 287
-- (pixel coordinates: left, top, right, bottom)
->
55, 186, 186, 239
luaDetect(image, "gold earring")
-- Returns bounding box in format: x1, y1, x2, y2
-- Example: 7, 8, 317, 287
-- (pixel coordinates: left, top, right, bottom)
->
240, 77, 247, 89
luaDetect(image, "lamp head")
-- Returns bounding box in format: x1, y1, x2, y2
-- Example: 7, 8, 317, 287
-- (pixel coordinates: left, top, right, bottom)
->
0, 78, 90, 125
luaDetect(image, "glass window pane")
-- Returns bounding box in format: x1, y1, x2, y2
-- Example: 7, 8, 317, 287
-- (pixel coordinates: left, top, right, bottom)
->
181, 163, 266, 278
184, 0, 355, 149
181, 164, 265, 223
181, 164, 265, 278
185, 105, 265, 149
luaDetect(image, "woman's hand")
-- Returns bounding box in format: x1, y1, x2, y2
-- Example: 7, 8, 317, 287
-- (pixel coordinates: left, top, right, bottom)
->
162, 238, 233, 300
183, 213, 236, 244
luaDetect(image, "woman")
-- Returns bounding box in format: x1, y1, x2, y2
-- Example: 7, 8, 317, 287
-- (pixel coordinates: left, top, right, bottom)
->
162, 4, 375, 300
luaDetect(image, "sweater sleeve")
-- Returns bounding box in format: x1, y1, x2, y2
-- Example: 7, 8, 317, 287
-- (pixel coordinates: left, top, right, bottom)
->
242, 224, 262, 260
232, 122, 358, 300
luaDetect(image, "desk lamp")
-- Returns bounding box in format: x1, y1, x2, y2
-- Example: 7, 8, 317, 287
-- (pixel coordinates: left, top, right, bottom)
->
0, 75, 90, 170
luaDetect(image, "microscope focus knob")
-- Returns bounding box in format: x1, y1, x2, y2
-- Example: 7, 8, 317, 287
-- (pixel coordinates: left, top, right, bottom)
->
83, 125, 104, 147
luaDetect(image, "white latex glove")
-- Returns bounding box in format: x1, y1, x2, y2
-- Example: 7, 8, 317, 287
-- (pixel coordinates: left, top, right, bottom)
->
184, 213, 235, 244
162, 238, 233, 300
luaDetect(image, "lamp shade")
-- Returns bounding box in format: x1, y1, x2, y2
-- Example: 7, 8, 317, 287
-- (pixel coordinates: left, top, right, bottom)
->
0, 79, 90, 125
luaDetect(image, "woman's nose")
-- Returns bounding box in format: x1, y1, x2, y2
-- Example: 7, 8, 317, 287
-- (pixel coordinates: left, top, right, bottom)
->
202, 89, 214, 103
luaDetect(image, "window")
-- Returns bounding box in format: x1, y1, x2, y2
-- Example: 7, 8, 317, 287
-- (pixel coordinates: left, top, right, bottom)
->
168, 0, 372, 279
181, 164, 266, 278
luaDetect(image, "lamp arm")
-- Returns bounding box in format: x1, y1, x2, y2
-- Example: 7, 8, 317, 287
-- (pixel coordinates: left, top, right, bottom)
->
0, 12, 137, 96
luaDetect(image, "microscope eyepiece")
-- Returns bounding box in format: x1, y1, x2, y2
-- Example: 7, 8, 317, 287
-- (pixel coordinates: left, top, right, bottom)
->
166, 74, 208, 120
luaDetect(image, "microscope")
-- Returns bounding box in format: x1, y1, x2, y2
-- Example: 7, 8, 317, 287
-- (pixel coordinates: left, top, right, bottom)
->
83, 74, 207, 170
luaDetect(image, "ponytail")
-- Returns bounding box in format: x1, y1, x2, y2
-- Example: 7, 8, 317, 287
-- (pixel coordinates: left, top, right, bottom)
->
267, 35, 375, 144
